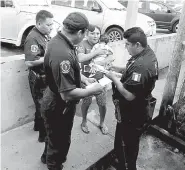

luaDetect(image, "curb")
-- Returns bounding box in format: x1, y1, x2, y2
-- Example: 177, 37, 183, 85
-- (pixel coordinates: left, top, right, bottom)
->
86, 150, 114, 170
85, 123, 185, 170
148, 125, 185, 153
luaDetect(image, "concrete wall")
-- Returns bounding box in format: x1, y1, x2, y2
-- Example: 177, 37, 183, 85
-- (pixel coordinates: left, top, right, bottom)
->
109, 33, 185, 69
1, 34, 184, 133
1, 59, 35, 133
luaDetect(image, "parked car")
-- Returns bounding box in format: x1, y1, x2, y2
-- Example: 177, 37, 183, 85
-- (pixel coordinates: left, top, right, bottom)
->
50, 0, 156, 42
173, 4, 182, 12
0, 0, 156, 46
118, 0, 181, 33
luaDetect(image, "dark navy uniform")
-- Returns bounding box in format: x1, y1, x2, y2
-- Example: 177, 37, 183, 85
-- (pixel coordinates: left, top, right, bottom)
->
24, 27, 49, 139
41, 31, 81, 170
113, 46, 158, 170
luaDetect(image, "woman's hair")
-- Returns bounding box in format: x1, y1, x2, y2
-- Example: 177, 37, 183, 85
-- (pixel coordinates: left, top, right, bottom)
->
99, 34, 109, 44
87, 25, 101, 34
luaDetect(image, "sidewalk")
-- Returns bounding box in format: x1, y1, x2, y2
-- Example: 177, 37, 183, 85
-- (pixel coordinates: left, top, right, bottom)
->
1, 62, 185, 170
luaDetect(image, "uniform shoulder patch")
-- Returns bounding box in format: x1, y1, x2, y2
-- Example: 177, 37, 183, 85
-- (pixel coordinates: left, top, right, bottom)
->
77, 46, 83, 51
60, 60, 71, 74
132, 72, 141, 82
31, 45, 38, 53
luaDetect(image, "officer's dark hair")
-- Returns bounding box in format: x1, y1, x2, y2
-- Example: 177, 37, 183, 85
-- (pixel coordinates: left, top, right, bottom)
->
36, 10, 53, 24
123, 27, 147, 48
100, 34, 109, 44
63, 25, 86, 35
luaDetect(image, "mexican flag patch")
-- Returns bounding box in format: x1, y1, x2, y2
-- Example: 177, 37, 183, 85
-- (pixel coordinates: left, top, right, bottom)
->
132, 72, 141, 82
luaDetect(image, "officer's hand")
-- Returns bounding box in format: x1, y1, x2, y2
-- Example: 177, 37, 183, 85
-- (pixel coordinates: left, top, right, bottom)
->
85, 78, 97, 85
106, 64, 126, 74
88, 78, 97, 84
88, 82, 104, 95
105, 71, 118, 81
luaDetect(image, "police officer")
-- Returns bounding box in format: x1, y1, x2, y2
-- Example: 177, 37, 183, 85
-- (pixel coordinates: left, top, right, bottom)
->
106, 27, 158, 170
40, 12, 104, 170
24, 10, 53, 142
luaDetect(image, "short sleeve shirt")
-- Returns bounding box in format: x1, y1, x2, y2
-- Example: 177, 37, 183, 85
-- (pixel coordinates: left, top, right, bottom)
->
117, 46, 158, 124
44, 31, 81, 96
24, 27, 50, 72
121, 46, 158, 97
77, 39, 104, 80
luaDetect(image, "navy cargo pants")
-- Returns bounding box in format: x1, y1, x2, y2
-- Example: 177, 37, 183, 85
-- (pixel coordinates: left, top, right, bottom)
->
41, 87, 76, 170
28, 70, 46, 138
114, 122, 144, 170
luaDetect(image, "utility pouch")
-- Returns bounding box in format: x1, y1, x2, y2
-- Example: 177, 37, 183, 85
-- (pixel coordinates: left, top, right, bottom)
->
146, 96, 157, 121
112, 94, 122, 123
29, 70, 40, 83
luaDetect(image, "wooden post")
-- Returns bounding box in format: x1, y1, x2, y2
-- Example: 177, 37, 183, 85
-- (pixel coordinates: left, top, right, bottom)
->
159, 2, 185, 118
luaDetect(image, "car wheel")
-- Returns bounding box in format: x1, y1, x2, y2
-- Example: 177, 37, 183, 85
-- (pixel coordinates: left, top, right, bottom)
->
172, 21, 179, 33
106, 27, 123, 42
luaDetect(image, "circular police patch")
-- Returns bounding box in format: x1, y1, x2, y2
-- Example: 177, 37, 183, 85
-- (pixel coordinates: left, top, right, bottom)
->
31, 45, 38, 53
60, 60, 71, 74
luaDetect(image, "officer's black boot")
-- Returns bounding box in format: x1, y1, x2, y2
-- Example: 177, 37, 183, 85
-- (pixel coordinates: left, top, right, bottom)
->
33, 123, 39, 131
33, 110, 40, 131
41, 154, 46, 164
41, 140, 47, 164
33, 117, 39, 131
38, 130, 46, 142
48, 165, 64, 170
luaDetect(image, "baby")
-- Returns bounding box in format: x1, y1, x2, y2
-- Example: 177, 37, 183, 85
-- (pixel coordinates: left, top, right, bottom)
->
90, 34, 114, 66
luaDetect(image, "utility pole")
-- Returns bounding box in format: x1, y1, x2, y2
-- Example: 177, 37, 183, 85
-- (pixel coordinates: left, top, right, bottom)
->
114, 0, 140, 67
159, 2, 185, 118
124, 0, 139, 30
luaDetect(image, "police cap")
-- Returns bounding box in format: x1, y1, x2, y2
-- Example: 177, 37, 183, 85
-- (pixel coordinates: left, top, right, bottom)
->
63, 12, 95, 32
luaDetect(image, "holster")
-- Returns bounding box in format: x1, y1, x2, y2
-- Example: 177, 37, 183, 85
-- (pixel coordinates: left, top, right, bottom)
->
142, 96, 157, 131
146, 96, 157, 121
29, 69, 39, 84
112, 96, 122, 123
112, 83, 122, 123
62, 100, 79, 115
29, 69, 47, 87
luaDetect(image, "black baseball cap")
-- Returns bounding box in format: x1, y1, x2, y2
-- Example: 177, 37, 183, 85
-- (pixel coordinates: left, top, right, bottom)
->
63, 12, 95, 32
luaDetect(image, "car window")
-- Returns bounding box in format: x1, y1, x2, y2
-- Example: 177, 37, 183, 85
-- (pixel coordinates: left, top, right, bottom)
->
51, 0, 72, 7
1, 0, 14, 7
138, 1, 149, 12
149, 2, 168, 13
74, 0, 100, 11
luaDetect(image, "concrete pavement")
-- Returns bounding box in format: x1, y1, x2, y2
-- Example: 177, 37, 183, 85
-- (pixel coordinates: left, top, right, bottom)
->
1, 61, 185, 170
